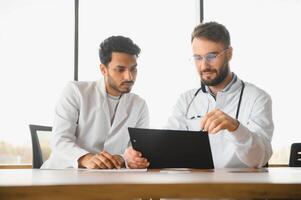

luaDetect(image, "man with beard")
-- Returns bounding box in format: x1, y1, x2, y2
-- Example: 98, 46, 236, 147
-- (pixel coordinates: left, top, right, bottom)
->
125, 22, 273, 169
42, 36, 149, 169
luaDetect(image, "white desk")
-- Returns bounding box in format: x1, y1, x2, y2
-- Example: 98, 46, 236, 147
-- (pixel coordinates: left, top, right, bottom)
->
1, 167, 301, 199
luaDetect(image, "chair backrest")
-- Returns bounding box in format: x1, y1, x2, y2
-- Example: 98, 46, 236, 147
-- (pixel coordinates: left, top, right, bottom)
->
289, 143, 301, 167
29, 124, 52, 168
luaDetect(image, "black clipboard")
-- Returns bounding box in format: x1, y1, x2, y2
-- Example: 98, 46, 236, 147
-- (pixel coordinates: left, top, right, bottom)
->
128, 128, 214, 169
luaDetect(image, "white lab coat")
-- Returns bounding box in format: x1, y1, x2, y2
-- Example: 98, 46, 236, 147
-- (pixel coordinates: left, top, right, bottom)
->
42, 78, 149, 169
166, 75, 274, 168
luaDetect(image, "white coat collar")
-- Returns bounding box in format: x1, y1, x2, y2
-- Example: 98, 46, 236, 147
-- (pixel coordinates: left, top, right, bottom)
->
224, 73, 244, 94
97, 77, 108, 97
97, 78, 129, 129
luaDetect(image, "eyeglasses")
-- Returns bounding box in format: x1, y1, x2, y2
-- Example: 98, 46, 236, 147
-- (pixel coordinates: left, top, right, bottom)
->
191, 48, 229, 64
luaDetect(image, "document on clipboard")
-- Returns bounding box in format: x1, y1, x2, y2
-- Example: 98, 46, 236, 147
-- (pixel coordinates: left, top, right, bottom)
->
128, 128, 214, 169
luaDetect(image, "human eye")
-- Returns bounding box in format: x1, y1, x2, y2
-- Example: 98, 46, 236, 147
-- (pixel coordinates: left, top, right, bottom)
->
193, 55, 203, 61
131, 67, 137, 73
114, 67, 125, 73
206, 53, 217, 61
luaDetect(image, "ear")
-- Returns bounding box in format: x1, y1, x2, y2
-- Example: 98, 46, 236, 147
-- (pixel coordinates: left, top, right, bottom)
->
227, 47, 233, 61
100, 64, 107, 75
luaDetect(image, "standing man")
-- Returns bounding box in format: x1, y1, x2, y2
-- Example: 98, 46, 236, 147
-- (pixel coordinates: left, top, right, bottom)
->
125, 22, 273, 168
42, 36, 149, 169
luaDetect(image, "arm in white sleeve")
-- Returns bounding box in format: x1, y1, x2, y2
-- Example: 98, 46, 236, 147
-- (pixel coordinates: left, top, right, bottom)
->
165, 94, 189, 130
124, 99, 149, 149
135, 100, 150, 128
123, 99, 150, 168
51, 82, 89, 168
227, 92, 274, 168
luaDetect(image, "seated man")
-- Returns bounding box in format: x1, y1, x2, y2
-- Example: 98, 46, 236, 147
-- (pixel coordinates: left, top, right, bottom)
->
125, 22, 273, 168
42, 36, 149, 169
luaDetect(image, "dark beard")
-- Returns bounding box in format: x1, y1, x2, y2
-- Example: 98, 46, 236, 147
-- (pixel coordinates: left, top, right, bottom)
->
201, 62, 229, 86
107, 72, 133, 94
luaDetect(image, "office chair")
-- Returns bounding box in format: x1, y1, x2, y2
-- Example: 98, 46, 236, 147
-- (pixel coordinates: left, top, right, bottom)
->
289, 143, 301, 167
29, 124, 52, 168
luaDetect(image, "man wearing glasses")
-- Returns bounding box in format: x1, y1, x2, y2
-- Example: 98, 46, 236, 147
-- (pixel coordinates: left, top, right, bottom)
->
125, 22, 273, 169
42, 36, 149, 169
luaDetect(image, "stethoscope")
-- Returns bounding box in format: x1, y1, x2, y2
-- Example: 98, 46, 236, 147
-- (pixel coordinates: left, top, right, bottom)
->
185, 79, 245, 121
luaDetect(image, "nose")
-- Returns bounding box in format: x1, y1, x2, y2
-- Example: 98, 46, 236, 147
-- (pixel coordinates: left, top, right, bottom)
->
124, 70, 133, 81
196, 58, 210, 71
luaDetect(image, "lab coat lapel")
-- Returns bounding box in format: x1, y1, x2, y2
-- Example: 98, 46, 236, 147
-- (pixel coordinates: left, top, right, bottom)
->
224, 74, 242, 93
111, 94, 128, 131
98, 79, 111, 128
98, 78, 128, 130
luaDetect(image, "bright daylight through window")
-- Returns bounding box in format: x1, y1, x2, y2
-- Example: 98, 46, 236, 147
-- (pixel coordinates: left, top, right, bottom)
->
205, 0, 301, 164
0, 0, 199, 165
1, 0, 299, 166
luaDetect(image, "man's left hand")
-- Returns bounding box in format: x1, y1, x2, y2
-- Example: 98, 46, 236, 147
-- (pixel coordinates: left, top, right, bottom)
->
200, 109, 239, 134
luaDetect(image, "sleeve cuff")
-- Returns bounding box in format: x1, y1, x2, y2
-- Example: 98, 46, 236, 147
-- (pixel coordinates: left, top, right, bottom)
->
120, 154, 129, 168
226, 123, 252, 145
72, 149, 90, 169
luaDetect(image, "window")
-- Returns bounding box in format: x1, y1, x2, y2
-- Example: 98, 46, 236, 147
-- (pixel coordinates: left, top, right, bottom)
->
0, 0, 73, 164
78, 0, 199, 128
2, 0, 289, 166
204, 0, 301, 164
0, 0, 199, 164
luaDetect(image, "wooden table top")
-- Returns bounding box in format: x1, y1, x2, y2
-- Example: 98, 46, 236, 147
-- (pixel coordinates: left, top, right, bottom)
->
1, 167, 301, 199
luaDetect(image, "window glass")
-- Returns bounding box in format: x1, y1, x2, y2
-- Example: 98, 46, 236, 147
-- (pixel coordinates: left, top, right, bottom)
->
0, 0, 74, 164
204, 0, 301, 164
78, 0, 200, 128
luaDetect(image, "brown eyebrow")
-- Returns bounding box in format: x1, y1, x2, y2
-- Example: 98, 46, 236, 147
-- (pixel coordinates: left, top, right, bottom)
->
114, 64, 137, 69
129, 64, 137, 68
115, 65, 126, 69
117, 63, 137, 68
208, 51, 219, 54
193, 51, 219, 57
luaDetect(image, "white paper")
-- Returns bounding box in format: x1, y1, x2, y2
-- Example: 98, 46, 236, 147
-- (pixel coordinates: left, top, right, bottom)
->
77, 168, 147, 172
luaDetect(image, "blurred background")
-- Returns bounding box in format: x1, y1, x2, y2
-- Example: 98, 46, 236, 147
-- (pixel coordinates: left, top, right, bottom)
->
0, 0, 300, 165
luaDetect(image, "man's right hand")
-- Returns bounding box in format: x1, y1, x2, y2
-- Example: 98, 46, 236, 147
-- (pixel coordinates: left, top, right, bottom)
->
124, 147, 149, 169
78, 151, 124, 169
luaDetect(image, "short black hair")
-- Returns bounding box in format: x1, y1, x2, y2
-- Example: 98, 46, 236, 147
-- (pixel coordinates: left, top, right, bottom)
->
99, 36, 141, 66
191, 22, 231, 48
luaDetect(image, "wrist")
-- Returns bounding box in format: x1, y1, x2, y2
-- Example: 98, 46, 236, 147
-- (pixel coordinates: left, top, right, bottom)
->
230, 120, 240, 132
116, 155, 126, 168
78, 153, 93, 168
